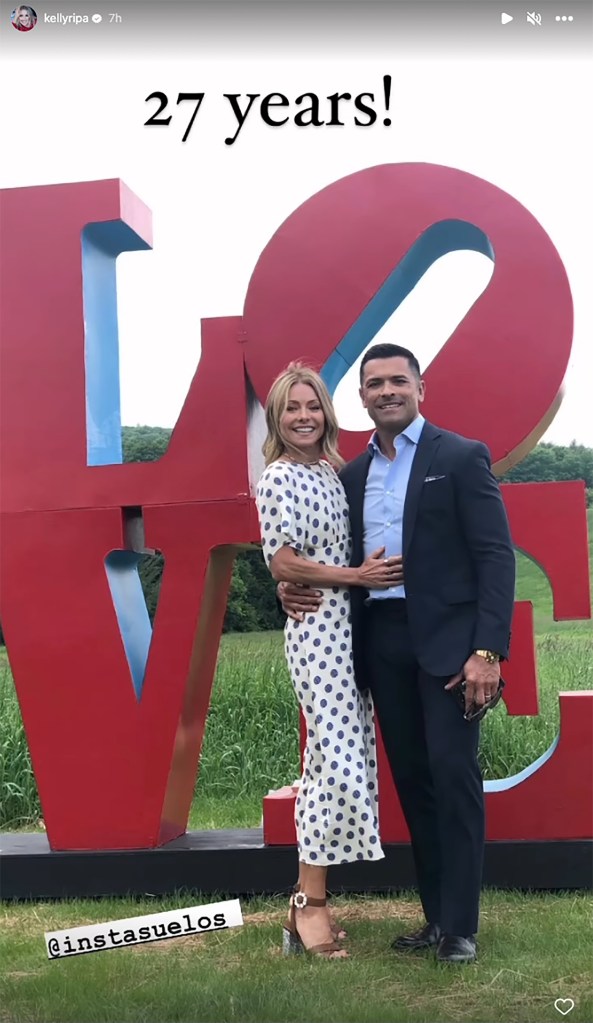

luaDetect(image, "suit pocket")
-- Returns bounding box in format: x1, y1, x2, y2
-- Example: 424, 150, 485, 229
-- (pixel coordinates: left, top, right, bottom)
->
418, 475, 452, 512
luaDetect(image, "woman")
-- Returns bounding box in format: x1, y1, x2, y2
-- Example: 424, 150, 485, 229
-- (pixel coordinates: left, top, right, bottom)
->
12, 5, 37, 30
256, 363, 400, 959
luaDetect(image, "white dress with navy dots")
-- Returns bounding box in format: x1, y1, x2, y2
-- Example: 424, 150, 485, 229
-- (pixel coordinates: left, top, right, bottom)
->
256, 459, 384, 866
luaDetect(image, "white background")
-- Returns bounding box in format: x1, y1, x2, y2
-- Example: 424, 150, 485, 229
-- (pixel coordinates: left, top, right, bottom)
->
2, 43, 591, 445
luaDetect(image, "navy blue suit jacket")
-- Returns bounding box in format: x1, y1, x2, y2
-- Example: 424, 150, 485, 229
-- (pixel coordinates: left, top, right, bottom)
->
339, 420, 516, 687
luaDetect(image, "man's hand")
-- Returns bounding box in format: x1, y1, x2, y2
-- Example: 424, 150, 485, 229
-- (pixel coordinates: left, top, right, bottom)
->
444, 654, 500, 714
278, 581, 323, 622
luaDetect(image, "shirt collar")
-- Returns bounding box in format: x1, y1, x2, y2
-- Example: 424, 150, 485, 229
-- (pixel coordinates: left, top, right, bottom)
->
368, 414, 425, 455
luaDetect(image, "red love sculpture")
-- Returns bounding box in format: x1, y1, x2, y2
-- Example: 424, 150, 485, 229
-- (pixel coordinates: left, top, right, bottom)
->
0, 165, 590, 853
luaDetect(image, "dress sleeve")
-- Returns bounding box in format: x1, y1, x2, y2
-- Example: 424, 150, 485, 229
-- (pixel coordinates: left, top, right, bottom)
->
256, 464, 306, 569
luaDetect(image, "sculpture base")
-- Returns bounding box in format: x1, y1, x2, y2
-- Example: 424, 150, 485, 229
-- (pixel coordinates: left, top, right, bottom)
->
1, 830, 591, 901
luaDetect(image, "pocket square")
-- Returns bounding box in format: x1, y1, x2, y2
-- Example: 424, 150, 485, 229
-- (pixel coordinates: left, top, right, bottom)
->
424, 474, 446, 483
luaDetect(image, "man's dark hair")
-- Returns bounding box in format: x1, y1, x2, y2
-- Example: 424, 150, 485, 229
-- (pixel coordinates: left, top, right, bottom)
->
359, 343, 421, 384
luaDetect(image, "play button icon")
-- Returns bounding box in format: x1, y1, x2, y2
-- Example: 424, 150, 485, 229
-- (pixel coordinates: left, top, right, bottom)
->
501, 12, 514, 23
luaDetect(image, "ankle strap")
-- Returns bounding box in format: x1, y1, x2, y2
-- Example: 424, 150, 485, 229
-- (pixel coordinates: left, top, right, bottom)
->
293, 892, 326, 909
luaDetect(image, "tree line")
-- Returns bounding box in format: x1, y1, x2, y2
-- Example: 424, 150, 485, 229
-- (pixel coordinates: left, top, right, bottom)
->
122, 428, 592, 633
121, 426, 593, 492
0, 431, 590, 642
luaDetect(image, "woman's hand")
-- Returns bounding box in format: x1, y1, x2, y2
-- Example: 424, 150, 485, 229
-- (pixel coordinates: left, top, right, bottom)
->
357, 548, 404, 589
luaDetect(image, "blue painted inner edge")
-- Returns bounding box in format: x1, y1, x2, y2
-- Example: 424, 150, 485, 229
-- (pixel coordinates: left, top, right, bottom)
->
484, 733, 558, 792
84, 218, 153, 699
82, 220, 151, 467
321, 219, 494, 394
105, 551, 153, 700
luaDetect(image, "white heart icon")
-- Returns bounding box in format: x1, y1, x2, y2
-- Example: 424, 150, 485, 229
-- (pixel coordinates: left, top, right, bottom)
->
554, 999, 575, 1016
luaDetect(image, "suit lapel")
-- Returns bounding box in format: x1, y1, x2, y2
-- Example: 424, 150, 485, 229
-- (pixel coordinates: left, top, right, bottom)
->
403, 421, 441, 557
343, 453, 371, 566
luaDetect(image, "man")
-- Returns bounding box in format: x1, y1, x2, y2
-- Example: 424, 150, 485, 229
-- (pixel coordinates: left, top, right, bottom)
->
280, 343, 515, 963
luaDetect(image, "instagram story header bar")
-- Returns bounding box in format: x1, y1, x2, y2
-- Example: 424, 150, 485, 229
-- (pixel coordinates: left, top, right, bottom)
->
2, 1, 593, 59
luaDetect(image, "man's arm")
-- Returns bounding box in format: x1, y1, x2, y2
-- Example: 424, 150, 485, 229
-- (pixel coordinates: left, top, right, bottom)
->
445, 441, 515, 710
457, 440, 516, 654
278, 560, 404, 620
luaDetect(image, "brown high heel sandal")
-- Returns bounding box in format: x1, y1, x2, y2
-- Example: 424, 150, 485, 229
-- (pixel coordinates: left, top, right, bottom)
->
292, 884, 347, 941
282, 892, 346, 958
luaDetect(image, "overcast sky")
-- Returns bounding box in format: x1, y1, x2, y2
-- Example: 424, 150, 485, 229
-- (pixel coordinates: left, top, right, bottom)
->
3, 39, 591, 446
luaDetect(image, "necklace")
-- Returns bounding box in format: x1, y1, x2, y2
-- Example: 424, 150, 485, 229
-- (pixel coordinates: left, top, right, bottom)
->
281, 454, 323, 466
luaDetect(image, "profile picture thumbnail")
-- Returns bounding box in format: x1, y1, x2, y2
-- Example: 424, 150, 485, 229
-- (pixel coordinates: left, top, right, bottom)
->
11, 5, 37, 31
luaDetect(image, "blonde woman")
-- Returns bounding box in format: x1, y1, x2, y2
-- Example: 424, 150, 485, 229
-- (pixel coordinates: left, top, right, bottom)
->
12, 5, 36, 30
256, 363, 399, 958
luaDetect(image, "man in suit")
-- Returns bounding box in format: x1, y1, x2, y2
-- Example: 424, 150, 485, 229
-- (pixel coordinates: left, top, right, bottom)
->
280, 342, 516, 963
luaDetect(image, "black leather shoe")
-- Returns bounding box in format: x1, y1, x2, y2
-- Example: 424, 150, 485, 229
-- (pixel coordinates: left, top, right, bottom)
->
436, 934, 477, 963
391, 922, 441, 951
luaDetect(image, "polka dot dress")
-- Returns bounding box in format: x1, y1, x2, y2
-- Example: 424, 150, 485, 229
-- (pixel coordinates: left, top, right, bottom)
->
256, 459, 384, 866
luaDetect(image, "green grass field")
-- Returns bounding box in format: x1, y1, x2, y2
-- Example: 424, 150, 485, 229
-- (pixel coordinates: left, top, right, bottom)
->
1, 512, 592, 831
1, 891, 592, 1023
1, 627, 591, 834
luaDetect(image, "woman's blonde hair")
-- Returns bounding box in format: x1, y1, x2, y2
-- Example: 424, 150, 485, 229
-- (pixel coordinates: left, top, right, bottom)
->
14, 5, 35, 24
262, 362, 344, 468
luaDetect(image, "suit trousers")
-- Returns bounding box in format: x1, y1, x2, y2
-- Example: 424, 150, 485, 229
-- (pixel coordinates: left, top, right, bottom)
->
365, 599, 485, 936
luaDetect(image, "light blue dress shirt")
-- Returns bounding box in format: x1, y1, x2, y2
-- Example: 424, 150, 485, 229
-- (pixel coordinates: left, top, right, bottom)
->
363, 414, 425, 600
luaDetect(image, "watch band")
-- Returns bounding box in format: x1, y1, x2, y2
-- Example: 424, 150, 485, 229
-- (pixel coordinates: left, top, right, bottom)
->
473, 649, 500, 664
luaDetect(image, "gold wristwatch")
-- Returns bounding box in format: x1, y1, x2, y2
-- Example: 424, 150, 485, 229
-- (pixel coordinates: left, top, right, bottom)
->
473, 649, 500, 664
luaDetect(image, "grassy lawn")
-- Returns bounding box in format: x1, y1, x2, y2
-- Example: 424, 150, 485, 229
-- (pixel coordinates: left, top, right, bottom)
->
3, 627, 591, 834
1, 516, 592, 832
1, 891, 591, 1023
